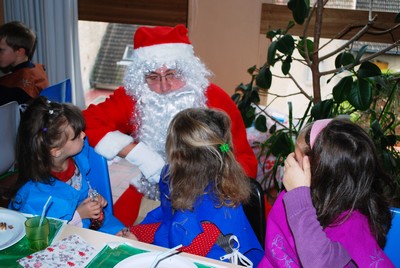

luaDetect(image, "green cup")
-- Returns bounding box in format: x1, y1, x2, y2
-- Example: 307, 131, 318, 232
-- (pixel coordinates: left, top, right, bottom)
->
24, 216, 50, 252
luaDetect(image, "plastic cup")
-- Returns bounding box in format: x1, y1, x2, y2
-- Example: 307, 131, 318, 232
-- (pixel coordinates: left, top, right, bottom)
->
24, 216, 50, 252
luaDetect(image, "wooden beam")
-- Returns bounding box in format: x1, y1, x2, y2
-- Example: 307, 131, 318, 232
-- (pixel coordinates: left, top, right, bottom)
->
0, 0, 3, 25
78, 0, 188, 26
261, 3, 400, 44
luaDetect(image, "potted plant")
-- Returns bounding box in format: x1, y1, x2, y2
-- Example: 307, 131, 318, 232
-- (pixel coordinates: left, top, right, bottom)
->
232, 0, 400, 202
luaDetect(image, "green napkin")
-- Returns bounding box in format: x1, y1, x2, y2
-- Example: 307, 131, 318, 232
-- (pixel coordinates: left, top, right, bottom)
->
0, 217, 65, 268
86, 243, 217, 268
86, 244, 148, 267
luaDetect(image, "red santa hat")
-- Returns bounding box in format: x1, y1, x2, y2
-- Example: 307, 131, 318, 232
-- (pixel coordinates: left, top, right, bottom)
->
133, 24, 195, 62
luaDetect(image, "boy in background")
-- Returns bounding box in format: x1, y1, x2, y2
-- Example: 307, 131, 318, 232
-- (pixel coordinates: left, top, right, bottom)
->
0, 21, 49, 105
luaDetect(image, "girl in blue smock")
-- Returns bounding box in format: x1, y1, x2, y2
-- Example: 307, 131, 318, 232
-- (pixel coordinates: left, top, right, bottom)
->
125, 108, 263, 267
9, 96, 124, 235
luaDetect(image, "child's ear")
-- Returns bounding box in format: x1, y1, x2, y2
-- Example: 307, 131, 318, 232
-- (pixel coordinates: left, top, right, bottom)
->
16, 47, 27, 57
50, 147, 62, 158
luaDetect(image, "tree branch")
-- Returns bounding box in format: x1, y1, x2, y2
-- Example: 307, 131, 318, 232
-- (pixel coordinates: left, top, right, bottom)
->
319, 40, 400, 76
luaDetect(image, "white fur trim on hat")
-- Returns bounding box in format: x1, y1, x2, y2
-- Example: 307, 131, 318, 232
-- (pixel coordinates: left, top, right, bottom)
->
134, 43, 194, 62
94, 131, 134, 160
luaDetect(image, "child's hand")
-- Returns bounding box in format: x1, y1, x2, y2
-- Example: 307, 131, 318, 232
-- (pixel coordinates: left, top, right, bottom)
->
96, 194, 108, 208
77, 197, 103, 219
283, 152, 311, 191
116, 227, 138, 240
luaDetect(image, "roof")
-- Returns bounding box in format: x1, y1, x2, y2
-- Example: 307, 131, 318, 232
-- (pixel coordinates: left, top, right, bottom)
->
353, 0, 400, 53
356, 0, 400, 12
90, 23, 140, 89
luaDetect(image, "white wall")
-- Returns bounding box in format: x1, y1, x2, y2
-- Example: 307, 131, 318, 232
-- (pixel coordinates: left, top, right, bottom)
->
188, 0, 264, 95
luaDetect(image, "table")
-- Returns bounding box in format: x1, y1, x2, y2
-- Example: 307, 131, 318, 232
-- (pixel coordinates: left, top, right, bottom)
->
0, 208, 243, 267
58, 224, 242, 267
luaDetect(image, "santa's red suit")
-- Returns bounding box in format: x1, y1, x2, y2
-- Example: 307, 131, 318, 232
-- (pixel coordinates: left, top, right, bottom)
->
83, 24, 258, 226
83, 85, 257, 225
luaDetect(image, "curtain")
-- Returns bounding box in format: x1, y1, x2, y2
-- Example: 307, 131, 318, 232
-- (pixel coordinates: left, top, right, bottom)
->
3, 0, 85, 108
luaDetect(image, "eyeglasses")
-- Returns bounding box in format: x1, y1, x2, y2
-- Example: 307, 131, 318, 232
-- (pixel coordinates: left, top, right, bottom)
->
145, 72, 181, 85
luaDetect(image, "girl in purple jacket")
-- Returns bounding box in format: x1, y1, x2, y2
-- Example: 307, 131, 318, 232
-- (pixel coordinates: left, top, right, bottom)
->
259, 118, 395, 267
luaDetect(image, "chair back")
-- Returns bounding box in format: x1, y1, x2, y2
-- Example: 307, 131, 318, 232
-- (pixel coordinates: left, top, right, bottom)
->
243, 178, 266, 248
40, 78, 72, 103
0, 101, 20, 175
81, 139, 114, 215
384, 207, 400, 266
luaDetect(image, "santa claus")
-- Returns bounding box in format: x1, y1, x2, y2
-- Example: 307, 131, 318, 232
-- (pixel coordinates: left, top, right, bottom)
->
83, 24, 257, 226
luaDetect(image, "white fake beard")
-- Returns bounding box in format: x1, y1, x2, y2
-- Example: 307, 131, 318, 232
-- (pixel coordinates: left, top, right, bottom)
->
134, 83, 206, 159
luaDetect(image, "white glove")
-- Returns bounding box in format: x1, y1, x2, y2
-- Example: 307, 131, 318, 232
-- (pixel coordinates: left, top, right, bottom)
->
125, 142, 165, 184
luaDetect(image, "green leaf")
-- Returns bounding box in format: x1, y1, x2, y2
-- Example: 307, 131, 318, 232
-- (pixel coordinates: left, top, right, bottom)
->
287, 0, 309, 25
348, 78, 372, 110
256, 65, 272, 89
266, 30, 277, 40
286, 20, 295, 32
269, 124, 277, 134
357, 61, 382, 78
332, 76, 353, 103
247, 65, 257, 75
267, 41, 278, 66
270, 132, 293, 156
235, 82, 252, 92
395, 12, 400, 23
255, 115, 268, 132
297, 38, 314, 59
282, 56, 292, 75
354, 45, 368, 64
386, 134, 397, 147
334, 52, 354, 68
245, 106, 255, 118
276, 35, 295, 54
231, 93, 241, 103
311, 99, 334, 119
250, 88, 261, 103
241, 106, 256, 128
371, 119, 383, 137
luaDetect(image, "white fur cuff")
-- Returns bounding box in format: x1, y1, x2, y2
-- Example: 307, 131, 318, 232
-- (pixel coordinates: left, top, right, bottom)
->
125, 142, 165, 183
94, 131, 134, 160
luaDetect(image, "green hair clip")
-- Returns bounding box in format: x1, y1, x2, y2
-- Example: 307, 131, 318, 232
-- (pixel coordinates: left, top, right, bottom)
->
219, 143, 230, 153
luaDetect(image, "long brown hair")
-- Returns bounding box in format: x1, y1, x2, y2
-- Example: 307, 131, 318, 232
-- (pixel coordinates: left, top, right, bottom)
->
165, 108, 251, 210
301, 118, 393, 248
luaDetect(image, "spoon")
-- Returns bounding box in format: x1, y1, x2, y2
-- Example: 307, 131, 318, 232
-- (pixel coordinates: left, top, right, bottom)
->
149, 244, 183, 268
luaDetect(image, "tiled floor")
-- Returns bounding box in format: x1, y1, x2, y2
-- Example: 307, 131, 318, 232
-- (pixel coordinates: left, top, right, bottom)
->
108, 159, 160, 223
107, 158, 140, 204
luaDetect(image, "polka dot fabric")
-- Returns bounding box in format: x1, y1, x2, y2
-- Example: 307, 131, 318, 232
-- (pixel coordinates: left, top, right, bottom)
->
181, 222, 220, 256
129, 222, 161, 243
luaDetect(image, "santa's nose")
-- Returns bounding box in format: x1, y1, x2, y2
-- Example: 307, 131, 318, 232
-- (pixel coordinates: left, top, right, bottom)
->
158, 77, 172, 93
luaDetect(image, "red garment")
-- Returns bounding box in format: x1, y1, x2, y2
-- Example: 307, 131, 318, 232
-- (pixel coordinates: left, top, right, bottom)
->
0, 63, 49, 97
83, 84, 257, 177
113, 185, 142, 226
83, 84, 258, 225
129, 221, 220, 257
50, 158, 76, 182
129, 222, 161, 243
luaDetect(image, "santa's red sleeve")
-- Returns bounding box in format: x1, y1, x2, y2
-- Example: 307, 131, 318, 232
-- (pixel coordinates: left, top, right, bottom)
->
82, 87, 137, 159
206, 84, 258, 178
